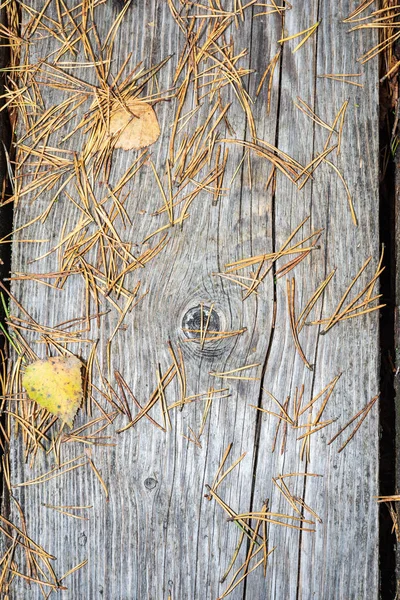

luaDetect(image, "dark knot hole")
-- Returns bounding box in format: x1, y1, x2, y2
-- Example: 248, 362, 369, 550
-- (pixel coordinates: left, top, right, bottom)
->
182, 304, 221, 340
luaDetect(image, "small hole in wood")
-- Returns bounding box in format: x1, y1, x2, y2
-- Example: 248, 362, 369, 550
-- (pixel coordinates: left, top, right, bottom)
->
144, 477, 157, 490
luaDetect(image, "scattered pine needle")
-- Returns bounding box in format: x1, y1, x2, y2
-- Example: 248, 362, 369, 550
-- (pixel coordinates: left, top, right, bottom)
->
328, 394, 379, 453
278, 21, 320, 53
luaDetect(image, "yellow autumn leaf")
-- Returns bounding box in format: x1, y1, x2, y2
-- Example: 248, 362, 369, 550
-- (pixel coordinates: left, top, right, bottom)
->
109, 99, 160, 150
22, 356, 83, 428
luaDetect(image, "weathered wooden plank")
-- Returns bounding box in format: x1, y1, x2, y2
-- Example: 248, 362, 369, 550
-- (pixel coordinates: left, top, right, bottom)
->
392, 36, 400, 596
0, 4, 11, 284
3, 1, 380, 599
249, 2, 380, 599
8, 2, 278, 598
0, 6, 13, 533
244, 3, 321, 598
297, 7, 380, 599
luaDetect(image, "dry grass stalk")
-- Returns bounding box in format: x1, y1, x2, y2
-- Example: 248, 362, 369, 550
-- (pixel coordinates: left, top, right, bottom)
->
299, 374, 341, 423
296, 144, 338, 189
207, 442, 233, 495
158, 362, 173, 432
300, 411, 312, 461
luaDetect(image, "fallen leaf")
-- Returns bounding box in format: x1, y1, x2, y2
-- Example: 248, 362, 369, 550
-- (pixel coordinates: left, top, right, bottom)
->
22, 356, 83, 428
109, 99, 160, 150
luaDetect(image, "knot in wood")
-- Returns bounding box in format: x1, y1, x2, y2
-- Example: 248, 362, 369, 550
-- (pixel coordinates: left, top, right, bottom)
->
144, 477, 157, 490
181, 304, 221, 340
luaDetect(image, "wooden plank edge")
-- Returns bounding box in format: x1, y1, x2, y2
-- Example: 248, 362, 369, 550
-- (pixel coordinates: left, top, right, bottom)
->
0, 4, 13, 523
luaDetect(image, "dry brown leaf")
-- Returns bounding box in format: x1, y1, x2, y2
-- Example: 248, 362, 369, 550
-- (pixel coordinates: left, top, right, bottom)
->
109, 99, 160, 150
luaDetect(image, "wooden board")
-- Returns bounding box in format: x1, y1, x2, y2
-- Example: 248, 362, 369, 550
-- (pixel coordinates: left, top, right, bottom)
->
0, 5, 12, 279
3, 1, 380, 598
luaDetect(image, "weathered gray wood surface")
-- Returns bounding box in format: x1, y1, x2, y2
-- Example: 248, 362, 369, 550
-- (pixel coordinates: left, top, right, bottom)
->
5, 1, 380, 599
396, 137, 400, 600
0, 4, 11, 282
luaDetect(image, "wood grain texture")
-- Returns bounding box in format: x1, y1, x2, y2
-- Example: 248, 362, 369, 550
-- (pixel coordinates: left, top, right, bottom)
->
396, 124, 400, 600
0, 4, 11, 281
6, 1, 380, 599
